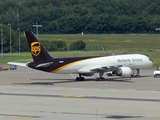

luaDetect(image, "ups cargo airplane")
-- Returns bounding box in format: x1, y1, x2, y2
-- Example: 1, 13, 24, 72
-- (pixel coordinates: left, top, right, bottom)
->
8, 31, 153, 81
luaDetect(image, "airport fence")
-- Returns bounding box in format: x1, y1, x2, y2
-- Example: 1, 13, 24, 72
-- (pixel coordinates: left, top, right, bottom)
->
84, 45, 108, 51
0, 45, 108, 56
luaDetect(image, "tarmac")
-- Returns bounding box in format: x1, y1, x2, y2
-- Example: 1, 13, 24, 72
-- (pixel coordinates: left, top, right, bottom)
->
0, 66, 160, 120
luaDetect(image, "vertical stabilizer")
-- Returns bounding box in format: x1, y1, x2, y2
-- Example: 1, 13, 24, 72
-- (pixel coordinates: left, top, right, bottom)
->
25, 31, 52, 62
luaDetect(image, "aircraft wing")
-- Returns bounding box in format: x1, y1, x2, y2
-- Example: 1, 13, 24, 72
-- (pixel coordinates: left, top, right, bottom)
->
78, 65, 123, 73
7, 62, 28, 67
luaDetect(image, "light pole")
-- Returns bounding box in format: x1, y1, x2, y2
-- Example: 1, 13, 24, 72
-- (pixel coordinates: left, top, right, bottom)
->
17, 28, 20, 56
0, 24, 3, 59
33, 23, 42, 39
8, 23, 12, 57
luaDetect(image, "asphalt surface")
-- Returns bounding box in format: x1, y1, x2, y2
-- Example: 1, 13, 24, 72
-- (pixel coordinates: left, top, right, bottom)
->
0, 66, 160, 120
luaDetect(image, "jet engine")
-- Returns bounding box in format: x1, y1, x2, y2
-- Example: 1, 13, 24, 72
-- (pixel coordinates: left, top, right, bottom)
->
113, 67, 131, 77
81, 73, 95, 76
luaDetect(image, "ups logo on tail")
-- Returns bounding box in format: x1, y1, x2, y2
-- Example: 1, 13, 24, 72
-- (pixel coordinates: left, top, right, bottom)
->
31, 42, 41, 56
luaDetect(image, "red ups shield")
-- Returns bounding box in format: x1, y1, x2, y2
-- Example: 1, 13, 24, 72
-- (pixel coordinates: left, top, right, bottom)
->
31, 42, 41, 56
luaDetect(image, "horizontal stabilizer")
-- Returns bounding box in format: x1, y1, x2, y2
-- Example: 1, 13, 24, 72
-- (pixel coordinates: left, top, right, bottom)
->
7, 62, 28, 67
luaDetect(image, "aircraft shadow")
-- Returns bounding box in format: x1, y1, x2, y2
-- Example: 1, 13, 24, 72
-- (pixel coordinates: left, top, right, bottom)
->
31, 78, 75, 81
31, 78, 132, 83
12, 77, 132, 86
104, 79, 132, 83
12, 80, 75, 86
106, 115, 142, 119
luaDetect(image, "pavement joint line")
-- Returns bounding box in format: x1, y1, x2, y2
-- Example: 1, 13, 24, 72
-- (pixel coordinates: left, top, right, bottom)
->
0, 114, 41, 119
0, 92, 160, 102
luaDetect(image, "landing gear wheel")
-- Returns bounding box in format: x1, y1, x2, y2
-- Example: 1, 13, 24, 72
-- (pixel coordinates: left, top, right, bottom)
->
76, 77, 79, 81
76, 75, 85, 81
131, 74, 134, 78
131, 74, 136, 78
132, 69, 141, 78
96, 77, 100, 81
96, 71, 105, 81
135, 75, 140, 78
96, 77, 105, 81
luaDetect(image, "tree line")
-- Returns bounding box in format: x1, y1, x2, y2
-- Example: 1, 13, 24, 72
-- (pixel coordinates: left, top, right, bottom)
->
0, 25, 86, 53
0, 0, 160, 34
1, 0, 160, 53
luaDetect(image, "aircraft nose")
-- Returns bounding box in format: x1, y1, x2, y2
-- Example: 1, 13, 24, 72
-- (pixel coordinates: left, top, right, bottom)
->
150, 60, 153, 67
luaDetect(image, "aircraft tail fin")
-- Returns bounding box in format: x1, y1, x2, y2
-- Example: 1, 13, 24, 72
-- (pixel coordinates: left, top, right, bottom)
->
25, 31, 52, 62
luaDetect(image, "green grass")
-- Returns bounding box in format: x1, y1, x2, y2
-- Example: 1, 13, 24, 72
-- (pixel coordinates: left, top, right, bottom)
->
39, 33, 160, 50
39, 34, 160, 41
0, 34, 160, 67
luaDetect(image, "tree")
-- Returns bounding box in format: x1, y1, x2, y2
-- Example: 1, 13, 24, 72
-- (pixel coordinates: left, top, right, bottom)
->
0, 25, 18, 53
1, 0, 160, 33
69, 40, 86, 50
20, 36, 30, 52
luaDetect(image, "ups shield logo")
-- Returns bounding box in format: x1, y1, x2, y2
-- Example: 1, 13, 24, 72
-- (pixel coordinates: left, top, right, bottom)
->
31, 42, 41, 56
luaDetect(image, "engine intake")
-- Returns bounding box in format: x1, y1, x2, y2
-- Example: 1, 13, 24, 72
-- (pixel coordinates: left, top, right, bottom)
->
113, 67, 131, 77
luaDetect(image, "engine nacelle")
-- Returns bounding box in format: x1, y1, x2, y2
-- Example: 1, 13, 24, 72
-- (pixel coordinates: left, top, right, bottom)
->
81, 73, 95, 76
113, 67, 131, 77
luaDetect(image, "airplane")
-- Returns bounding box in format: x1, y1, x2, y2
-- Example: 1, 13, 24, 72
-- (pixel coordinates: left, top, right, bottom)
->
8, 31, 153, 81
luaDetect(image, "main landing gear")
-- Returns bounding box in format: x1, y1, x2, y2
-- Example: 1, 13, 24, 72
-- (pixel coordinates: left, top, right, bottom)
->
131, 69, 140, 78
76, 74, 85, 81
96, 71, 105, 81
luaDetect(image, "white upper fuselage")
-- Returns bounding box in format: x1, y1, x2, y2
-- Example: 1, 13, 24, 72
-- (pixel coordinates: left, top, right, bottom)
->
56, 54, 153, 74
